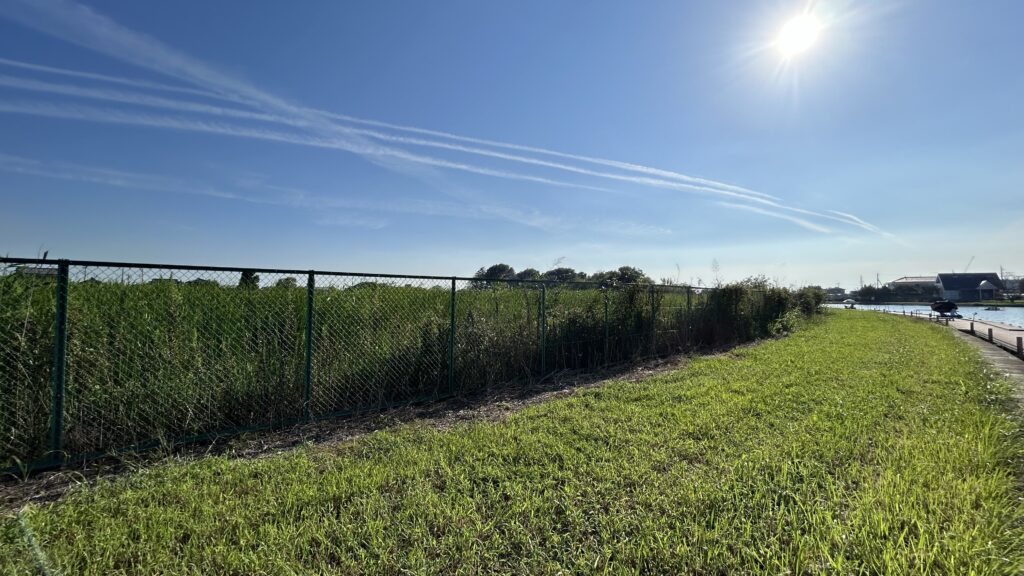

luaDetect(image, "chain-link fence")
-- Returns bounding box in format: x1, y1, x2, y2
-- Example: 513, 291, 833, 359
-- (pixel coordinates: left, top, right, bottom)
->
1, 257, 798, 472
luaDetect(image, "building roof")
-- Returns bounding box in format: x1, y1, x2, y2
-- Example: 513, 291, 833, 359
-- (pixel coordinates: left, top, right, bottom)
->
936, 273, 1004, 291
890, 276, 937, 284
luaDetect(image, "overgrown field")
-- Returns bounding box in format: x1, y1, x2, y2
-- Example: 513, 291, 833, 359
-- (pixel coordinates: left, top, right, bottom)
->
2, 312, 1021, 574
1, 269, 804, 469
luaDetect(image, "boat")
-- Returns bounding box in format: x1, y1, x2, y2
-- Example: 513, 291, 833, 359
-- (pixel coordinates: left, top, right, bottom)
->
841, 298, 856, 309
930, 300, 958, 316
984, 306, 1003, 311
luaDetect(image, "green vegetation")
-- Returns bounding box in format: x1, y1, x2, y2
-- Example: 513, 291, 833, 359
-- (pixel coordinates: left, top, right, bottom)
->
1, 269, 808, 470
854, 283, 940, 303
3, 312, 1021, 574
472, 263, 653, 286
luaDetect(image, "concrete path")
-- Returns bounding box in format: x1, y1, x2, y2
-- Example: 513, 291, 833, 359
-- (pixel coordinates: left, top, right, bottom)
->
945, 317, 1023, 357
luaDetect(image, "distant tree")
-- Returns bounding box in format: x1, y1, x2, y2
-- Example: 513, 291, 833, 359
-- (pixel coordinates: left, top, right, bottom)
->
855, 285, 884, 301
472, 263, 517, 289
738, 275, 773, 290
542, 267, 586, 283
238, 270, 260, 289
274, 277, 298, 289
612, 266, 651, 285
515, 268, 541, 281
590, 266, 651, 286
481, 263, 516, 280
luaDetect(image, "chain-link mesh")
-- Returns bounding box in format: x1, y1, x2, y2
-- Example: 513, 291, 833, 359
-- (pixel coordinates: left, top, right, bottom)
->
0, 262, 57, 469
653, 285, 693, 356
1, 258, 801, 472
453, 280, 541, 392
61, 266, 306, 459
311, 275, 450, 417
544, 285, 610, 371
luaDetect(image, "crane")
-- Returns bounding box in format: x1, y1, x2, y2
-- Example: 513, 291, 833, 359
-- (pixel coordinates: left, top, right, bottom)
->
963, 256, 974, 273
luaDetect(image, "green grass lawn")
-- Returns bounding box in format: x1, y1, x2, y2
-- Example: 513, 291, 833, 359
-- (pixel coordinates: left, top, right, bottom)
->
2, 311, 1022, 574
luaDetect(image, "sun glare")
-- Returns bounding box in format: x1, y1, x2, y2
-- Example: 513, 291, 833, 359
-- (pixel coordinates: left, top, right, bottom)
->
776, 14, 821, 58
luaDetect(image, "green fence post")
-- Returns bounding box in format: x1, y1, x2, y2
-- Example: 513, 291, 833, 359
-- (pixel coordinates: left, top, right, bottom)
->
448, 278, 456, 395
303, 271, 315, 421
540, 284, 547, 376
647, 282, 655, 354
49, 260, 70, 463
603, 290, 610, 365
686, 287, 692, 347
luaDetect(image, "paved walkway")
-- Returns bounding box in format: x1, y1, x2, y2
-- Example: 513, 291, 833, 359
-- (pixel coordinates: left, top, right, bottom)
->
945, 317, 1023, 357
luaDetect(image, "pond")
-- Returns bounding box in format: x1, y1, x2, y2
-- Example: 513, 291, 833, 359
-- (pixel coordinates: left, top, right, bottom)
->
827, 303, 1024, 328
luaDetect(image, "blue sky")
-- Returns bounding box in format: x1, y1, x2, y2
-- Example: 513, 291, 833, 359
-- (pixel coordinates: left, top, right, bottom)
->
0, 0, 1021, 288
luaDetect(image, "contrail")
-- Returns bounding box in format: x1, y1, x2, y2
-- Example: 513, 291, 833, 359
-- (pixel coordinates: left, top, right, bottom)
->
0, 100, 614, 193
0, 74, 285, 123
0, 0, 890, 236
4, 52, 778, 201
0, 73, 893, 231
0, 74, 787, 205
0, 88, 890, 234
0, 56, 226, 101
0, 152, 254, 202
769, 204, 889, 236
826, 209, 892, 237
717, 202, 832, 234
0, 0, 403, 168
319, 111, 781, 201
0, 152, 671, 236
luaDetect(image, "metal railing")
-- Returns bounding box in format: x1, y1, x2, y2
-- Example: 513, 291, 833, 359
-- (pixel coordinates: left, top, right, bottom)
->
1, 257, 794, 472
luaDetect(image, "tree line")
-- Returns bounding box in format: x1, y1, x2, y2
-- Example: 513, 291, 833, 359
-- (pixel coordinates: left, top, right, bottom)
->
472, 263, 652, 286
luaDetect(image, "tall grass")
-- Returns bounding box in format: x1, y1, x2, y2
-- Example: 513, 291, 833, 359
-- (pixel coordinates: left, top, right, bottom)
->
2, 312, 1020, 574
1, 267, 812, 469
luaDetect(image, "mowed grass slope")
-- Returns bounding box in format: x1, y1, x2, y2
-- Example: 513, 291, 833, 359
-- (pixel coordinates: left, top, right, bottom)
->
2, 312, 1022, 574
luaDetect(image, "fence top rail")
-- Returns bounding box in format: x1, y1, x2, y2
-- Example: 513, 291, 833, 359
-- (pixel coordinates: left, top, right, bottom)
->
0, 256, 727, 290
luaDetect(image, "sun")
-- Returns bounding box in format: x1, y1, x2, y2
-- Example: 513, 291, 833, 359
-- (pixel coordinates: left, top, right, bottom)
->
776, 14, 822, 58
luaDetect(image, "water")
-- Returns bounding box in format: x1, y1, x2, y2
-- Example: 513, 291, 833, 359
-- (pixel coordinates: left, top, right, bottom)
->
827, 303, 1024, 328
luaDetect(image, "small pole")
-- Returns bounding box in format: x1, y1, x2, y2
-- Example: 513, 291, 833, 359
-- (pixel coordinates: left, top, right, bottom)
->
988, 328, 993, 342
603, 290, 610, 364
303, 271, 315, 421
686, 287, 692, 347
540, 284, 547, 375
1016, 336, 1022, 357
49, 260, 70, 463
649, 285, 657, 356
448, 278, 457, 394
970, 321, 975, 334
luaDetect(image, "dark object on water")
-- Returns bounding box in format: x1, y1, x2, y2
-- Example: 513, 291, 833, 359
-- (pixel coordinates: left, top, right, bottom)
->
930, 300, 958, 315
984, 305, 1003, 311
